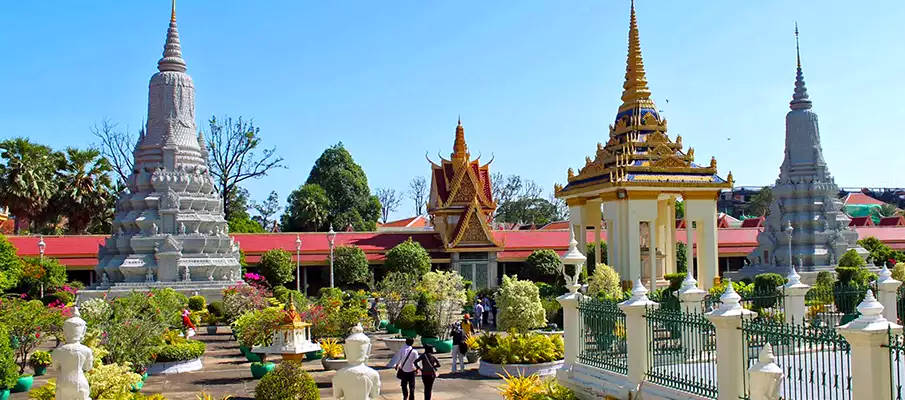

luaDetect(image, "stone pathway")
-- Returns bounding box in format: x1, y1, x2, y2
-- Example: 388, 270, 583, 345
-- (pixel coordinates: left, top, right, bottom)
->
12, 329, 503, 400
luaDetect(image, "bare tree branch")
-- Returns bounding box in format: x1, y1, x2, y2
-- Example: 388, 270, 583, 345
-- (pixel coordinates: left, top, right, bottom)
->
206, 115, 286, 221
407, 176, 428, 216
90, 117, 137, 185
376, 188, 402, 224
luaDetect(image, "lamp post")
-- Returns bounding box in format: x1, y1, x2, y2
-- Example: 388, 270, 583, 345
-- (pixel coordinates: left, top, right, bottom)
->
786, 221, 794, 272
38, 235, 46, 298
327, 225, 336, 288
295, 235, 302, 293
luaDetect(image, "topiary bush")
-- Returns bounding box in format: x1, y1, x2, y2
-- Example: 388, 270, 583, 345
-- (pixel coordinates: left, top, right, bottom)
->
254, 360, 320, 400
207, 301, 226, 318
589, 263, 622, 300
752, 273, 786, 311
834, 266, 870, 314
153, 340, 206, 363
394, 304, 418, 331
333, 245, 370, 286
522, 249, 562, 283
259, 249, 294, 287
495, 275, 546, 332
838, 249, 867, 269
0, 323, 17, 390
384, 237, 431, 276
0, 234, 23, 292
188, 295, 206, 312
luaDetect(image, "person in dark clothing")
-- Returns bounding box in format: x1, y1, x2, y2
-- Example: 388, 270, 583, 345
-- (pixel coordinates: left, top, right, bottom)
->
415, 345, 441, 400
490, 298, 498, 326
393, 337, 418, 400
482, 297, 491, 325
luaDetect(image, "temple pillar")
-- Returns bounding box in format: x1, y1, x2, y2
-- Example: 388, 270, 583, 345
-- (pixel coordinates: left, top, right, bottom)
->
686, 198, 719, 289
667, 197, 677, 275
685, 218, 695, 278
603, 201, 620, 273
569, 203, 586, 256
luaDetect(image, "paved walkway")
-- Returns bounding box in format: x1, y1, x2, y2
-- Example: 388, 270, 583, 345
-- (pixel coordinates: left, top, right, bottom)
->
12, 329, 502, 400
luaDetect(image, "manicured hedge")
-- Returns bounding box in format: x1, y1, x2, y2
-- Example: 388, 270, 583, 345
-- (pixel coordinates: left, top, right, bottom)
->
154, 340, 206, 363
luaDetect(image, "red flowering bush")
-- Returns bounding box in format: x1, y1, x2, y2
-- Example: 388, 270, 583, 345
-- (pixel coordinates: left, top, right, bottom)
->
223, 283, 271, 323
0, 298, 59, 373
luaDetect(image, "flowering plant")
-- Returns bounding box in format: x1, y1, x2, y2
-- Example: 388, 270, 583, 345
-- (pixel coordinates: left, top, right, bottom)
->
28, 350, 52, 368
495, 275, 547, 333
243, 272, 267, 285
223, 284, 271, 323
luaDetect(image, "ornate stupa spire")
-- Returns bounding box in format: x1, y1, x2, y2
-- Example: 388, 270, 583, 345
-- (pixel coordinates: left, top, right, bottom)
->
158, 0, 187, 73
451, 116, 469, 160
790, 23, 812, 110
619, 0, 654, 112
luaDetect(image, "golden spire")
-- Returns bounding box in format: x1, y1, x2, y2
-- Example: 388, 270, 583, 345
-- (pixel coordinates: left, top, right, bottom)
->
171, 0, 177, 22
452, 116, 469, 160
795, 22, 800, 69
619, 0, 654, 111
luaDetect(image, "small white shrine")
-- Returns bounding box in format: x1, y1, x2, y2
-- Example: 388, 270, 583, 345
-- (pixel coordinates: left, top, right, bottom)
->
254, 298, 320, 361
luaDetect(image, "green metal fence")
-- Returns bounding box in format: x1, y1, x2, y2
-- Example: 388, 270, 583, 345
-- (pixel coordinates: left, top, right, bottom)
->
577, 298, 628, 375
644, 306, 718, 398
884, 329, 905, 400
740, 318, 852, 400
805, 284, 865, 327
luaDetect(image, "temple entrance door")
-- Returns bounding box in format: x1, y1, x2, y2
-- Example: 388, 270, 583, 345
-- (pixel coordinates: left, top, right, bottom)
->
457, 252, 491, 289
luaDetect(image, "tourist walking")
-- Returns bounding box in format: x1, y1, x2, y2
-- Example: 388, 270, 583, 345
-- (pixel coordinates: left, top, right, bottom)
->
482, 297, 491, 326
450, 321, 467, 373
473, 301, 484, 331
415, 345, 441, 400
369, 298, 380, 331
392, 337, 419, 400
461, 314, 473, 336
489, 297, 498, 326
182, 307, 196, 338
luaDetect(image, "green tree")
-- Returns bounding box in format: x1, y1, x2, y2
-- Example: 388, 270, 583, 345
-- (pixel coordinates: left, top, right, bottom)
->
226, 186, 252, 222
206, 116, 285, 222
55, 147, 115, 234
748, 186, 774, 217
522, 249, 562, 283
838, 249, 866, 268
586, 241, 608, 273
384, 238, 431, 276
0, 299, 57, 374
252, 190, 281, 231
0, 235, 22, 291
332, 245, 370, 286
0, 324, 17, 390
589, 263, 622, 300
856, 236, 903, 266
282, 183, 330, 232
19, 256, 67, 298
675, 200, 685, 220
259, 249, 294, 287
228, 217, 266, 233
495, 197, 561, 226
676, 241, 688, 273
0, 138, 61, 233
495, 275, 546, 332
304, 143, 380, 231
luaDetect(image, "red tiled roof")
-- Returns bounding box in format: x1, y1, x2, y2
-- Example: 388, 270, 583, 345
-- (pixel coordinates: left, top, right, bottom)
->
880, 216, 905, 227
382, 215, 429, 228
540, 221, 570, 230
843, 193, 885, 206
740, 217, 765, 228
849, 216, 874, 227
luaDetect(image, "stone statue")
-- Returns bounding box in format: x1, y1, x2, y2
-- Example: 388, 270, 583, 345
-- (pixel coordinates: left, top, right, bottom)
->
208, 269, 215, 282
223, 224, 229, 235
145, 268, 155, 283
222, 272, 229, 281
151, 223, 159, 235
183, 265, 191, 282
179, 222, 187, 235
639, 222, 650, 248
52, 308, 93, 400
101, 273, 110, 286
333, 323, 380, 400
829, 252, 836, 265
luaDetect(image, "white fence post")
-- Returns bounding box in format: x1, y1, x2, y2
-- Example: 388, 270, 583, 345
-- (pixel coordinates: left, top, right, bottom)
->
837, 289, 903, 400
678, 272, 706, 314
706, 281, 756, 400
877, 266, 902, 324
783, 267, 809, 325
557, 288, 582, 367
618, 278, 658, 388
747, 343, 783, 400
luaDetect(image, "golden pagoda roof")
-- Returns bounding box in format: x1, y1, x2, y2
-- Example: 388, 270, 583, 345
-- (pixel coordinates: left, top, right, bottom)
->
427, 120, 496, 212
556, 0, 730, 198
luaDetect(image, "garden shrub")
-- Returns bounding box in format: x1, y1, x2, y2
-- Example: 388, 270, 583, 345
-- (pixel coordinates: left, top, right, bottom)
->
384, 237, 431, 276
19, 256, 68, 298
752, 273, 786, 311
589, 263, 622, 300
154, 340, 206, 363
585, 241, 608, 274
234, 307, 281, 354
394, 304, 418, 330
254, 360, 320, 400
420, 270, 467, 339
466, 332, 564, 364
101, 315, 163, 371
495, 275, 546, 332
540, 297, 563, 328
534, 282, 558, 299
42, 290, 75, 306
259, 249, 294, 287
207, 301, 226, 318
0, 298, 60, 374
834, 266, 871, 314
88, 362, 143, 400
522, 249, 562, 283
378, 272, 418, 325
0, 323, 17, 390
664, 273, 687, 292
272, 286, 289, 301
188, 295, 206, 312
707, 280, 753, 298
815, 271, 835, 288
893, 263, 905, 282
0, 234, 23, 291
223, 284, 271, 323
333, 245, 370, 286
838, 249, 866, 268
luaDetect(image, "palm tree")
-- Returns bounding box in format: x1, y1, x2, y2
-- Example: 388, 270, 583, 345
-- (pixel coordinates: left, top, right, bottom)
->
872, 203, 901, 220
0, 138, 60, 233
56, 148, 114, 234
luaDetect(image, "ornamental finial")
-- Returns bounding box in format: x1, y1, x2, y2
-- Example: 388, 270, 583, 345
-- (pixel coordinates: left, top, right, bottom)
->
158, 0, 187, 72
790, 22, 812, 110
171, 0, 177, 22
619, 0, 653, 111
451, 117, 469, 160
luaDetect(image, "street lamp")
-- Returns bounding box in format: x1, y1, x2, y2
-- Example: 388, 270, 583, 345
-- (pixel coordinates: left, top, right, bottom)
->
327, 225, 337, 288
786, 221, 794, 272
295, 235, 302, 293
37, 235, 46, 298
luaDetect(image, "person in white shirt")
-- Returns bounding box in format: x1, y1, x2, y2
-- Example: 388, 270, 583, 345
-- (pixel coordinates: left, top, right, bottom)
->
392, 337, 419, 400
473, 302, 484, 331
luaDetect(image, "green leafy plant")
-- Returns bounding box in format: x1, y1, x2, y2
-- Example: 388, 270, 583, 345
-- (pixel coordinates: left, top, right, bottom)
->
0, 323, 17, 390
589, 263, 622, 300
531, 377, 579, 400
838, 249, 867, 268
28, 350, 52, 368
260, 249, 294, 287
0, 234, 23, 291
41, 290, 75, 306
319, 338, 344, 360
468, 332, 564, 365
19, 256, 68, 298
234, 307, 281, 362
87, 362, 143, 400
153, 340, 206, 363
540, 297, 563, 328
522, 249, 562, 283
420, 270, 467, 339
222, 284, 271, 323
384, 237, 431, 276
207, 301, 226, 318
332, 245, 370, 286
394, 304, 418, 330
378, 272, 418, 325
0, 298, 58, 374
188, 295, 206, 312
496, 275, 547, 332
254, 360, 320, 400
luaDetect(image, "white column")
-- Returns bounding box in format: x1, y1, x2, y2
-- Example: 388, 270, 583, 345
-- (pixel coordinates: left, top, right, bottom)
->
557, 291, 582, 367
594, 223, 602, 269
620, 200, 631, 280
678, 273, 707, 314
747, 344, 783, 400
783, 267, 810, 325
603, 201, 620, 272
569, 204, 585, 256
669, 198, 678, 275
700, 208, 720, 290
648, 219, 658, 291
877, 266, 903, 323
706, 282, 756, 400
685, 219, 695, 277
618, 279, 658, 387
627, 216, 642, 283
837, 290, 903, 400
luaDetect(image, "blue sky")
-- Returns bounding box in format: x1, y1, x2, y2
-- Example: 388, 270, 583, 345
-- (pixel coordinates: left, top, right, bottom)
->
2, 1, 903, 220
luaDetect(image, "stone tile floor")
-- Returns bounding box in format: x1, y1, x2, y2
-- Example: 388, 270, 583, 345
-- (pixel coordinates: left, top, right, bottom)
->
12, 329, 502, 400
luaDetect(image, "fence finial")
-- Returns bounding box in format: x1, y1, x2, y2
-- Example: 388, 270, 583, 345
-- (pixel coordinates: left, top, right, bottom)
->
786, 266, 801, 286
631, 278, 649, 298
878, 265, 893, 283
856, 289, 885, 321
719, 278, 742, 310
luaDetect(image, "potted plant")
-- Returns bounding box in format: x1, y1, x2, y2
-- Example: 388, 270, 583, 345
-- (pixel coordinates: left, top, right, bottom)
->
379, 272, 418, 335
27, 351, 51, 377
395, 304, 418, 339
203, 313, 220, 335
464, 335, 480, 363
469, 332, 565, 378
320, 338, 348, 371
419, 271, 467, 353
234, 308, 280, 377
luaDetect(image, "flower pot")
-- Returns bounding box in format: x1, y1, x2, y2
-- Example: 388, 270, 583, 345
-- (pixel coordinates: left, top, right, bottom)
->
401, 328, 418, 338
141, 372, 149, 381
305, 350, 323, 361
381, 337, 407, 353
0, 388, 9, 400
433, 340, 454, 353
245, 352, 263, 363
11, 376, 34, 393
386, 324, 400, 334
239, 345, 250, 357
131, 380, 144, 393
322, 358, 348, 371
250, 362, 275, 379
465, 351, 479, 363
421, 337, 439, 347
33, 365, 47, 376
207, 325, 218, 335
379, 320, 389, 330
